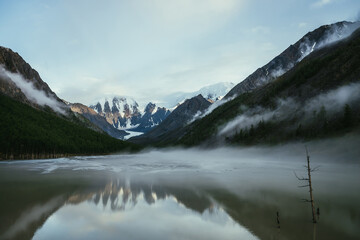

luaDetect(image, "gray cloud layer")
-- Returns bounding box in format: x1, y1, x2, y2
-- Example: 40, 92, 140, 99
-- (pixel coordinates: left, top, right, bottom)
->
0, 65, 66, 114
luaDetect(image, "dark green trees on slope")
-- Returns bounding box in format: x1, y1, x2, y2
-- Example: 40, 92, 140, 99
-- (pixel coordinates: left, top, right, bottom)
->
178, 28, 360, 146
0, 94, 139, 160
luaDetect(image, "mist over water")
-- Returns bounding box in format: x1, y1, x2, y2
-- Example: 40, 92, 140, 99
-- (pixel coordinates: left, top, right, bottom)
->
1, 134, 359, 240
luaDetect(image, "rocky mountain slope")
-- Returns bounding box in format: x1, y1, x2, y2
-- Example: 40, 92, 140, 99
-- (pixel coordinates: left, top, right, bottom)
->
0, 47, 138, 159
225, 21, 360, 98
178, 26, 360, 146
0, 47, 69, 114
129, 94, 211, 145
127, 21, 360, 146
88, 82, 231, 135
132, 102, 171, 132
90, 97, 141, 129
89, 97, 171, 133
70, 103, 128, 139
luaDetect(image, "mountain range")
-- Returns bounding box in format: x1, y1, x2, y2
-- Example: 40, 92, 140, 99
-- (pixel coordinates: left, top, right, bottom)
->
178, 23, 360, 146
89, 97, 171, 133
84, 82, 233, 137
129, 21, 360, 146
130, 94, 211, 145
1, 20, 360, 159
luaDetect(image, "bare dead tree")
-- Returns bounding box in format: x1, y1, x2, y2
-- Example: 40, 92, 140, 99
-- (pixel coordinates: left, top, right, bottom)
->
294, 146, 319, 223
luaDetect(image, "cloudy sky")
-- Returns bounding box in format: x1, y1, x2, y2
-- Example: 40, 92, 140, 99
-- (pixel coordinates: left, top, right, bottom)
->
0, 0, 359, 105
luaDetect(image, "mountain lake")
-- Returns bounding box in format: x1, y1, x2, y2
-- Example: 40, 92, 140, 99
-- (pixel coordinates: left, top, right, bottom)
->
0, 136, 359, 240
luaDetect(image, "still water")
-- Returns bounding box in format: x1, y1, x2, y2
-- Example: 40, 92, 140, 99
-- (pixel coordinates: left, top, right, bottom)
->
0, 139, 359, 240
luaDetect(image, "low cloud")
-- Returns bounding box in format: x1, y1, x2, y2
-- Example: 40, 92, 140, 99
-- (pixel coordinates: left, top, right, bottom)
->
218, 82, 360, 137
303, 82, 360, 118
190, 95, 237, 124
299, 21, 360, 61
261, 21, 360, 85
0, 65, 67, 114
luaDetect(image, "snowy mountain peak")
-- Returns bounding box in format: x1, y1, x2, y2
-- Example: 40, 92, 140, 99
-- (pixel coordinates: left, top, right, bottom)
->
144, 102, 156, 114
89, 97, 171, 132
161, 82, 235, 108
90, 96, 140, 117
198, 82, 235, 101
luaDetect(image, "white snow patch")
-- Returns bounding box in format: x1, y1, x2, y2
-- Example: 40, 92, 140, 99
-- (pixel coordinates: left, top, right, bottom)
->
123, 131, 144, 140
152, 107, 158, 114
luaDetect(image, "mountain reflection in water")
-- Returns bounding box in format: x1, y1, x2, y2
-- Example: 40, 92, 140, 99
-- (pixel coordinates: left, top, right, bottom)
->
30, 179, 257, 240
0, 142, 359, 240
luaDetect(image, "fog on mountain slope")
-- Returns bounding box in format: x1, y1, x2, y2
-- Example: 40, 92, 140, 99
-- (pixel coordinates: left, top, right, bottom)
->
183, 22, 360, 126
219, 83, 360, 138
190, 94, 237, 123
175, 24, 360, 147
181, 21, 360, 125
298, 21, 360, 61
0, 65, 67, 114
175, 21, 360, 145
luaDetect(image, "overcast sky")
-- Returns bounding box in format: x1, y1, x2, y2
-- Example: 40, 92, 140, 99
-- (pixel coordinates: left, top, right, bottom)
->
0, 0, 359, 105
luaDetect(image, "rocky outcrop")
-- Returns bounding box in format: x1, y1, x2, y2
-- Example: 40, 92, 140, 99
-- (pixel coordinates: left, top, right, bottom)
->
131, 102, 171, 132
90, 97, 171, 133
129, 94, 211, 144
70, 103, 128, 139
225, 21, 360, 98
90, 97, 142, 129
0, 46, 67, 112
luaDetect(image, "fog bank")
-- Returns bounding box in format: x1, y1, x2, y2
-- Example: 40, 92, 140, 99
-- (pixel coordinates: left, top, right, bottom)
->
219, 82, 360, 137
0, 65, 66, 114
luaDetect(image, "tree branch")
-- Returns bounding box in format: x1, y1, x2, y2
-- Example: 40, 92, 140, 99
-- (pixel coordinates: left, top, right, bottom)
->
310, 165, 320, 172
294, 171, 309, 180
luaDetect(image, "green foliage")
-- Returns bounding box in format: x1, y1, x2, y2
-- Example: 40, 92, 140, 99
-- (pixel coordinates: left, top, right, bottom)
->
0, 94, 140, 159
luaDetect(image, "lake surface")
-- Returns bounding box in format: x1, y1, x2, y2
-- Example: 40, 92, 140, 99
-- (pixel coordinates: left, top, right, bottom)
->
0, 137, 360, 240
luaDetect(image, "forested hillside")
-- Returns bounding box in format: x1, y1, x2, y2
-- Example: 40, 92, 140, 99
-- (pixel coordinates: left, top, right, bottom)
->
178, 28, 360, 146
0, 94, 140, 160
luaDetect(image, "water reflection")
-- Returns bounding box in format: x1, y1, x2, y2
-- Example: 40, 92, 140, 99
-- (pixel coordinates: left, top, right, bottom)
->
1, 173, 359, 240
32, 179, 258, 240
0, 143, 359, 240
